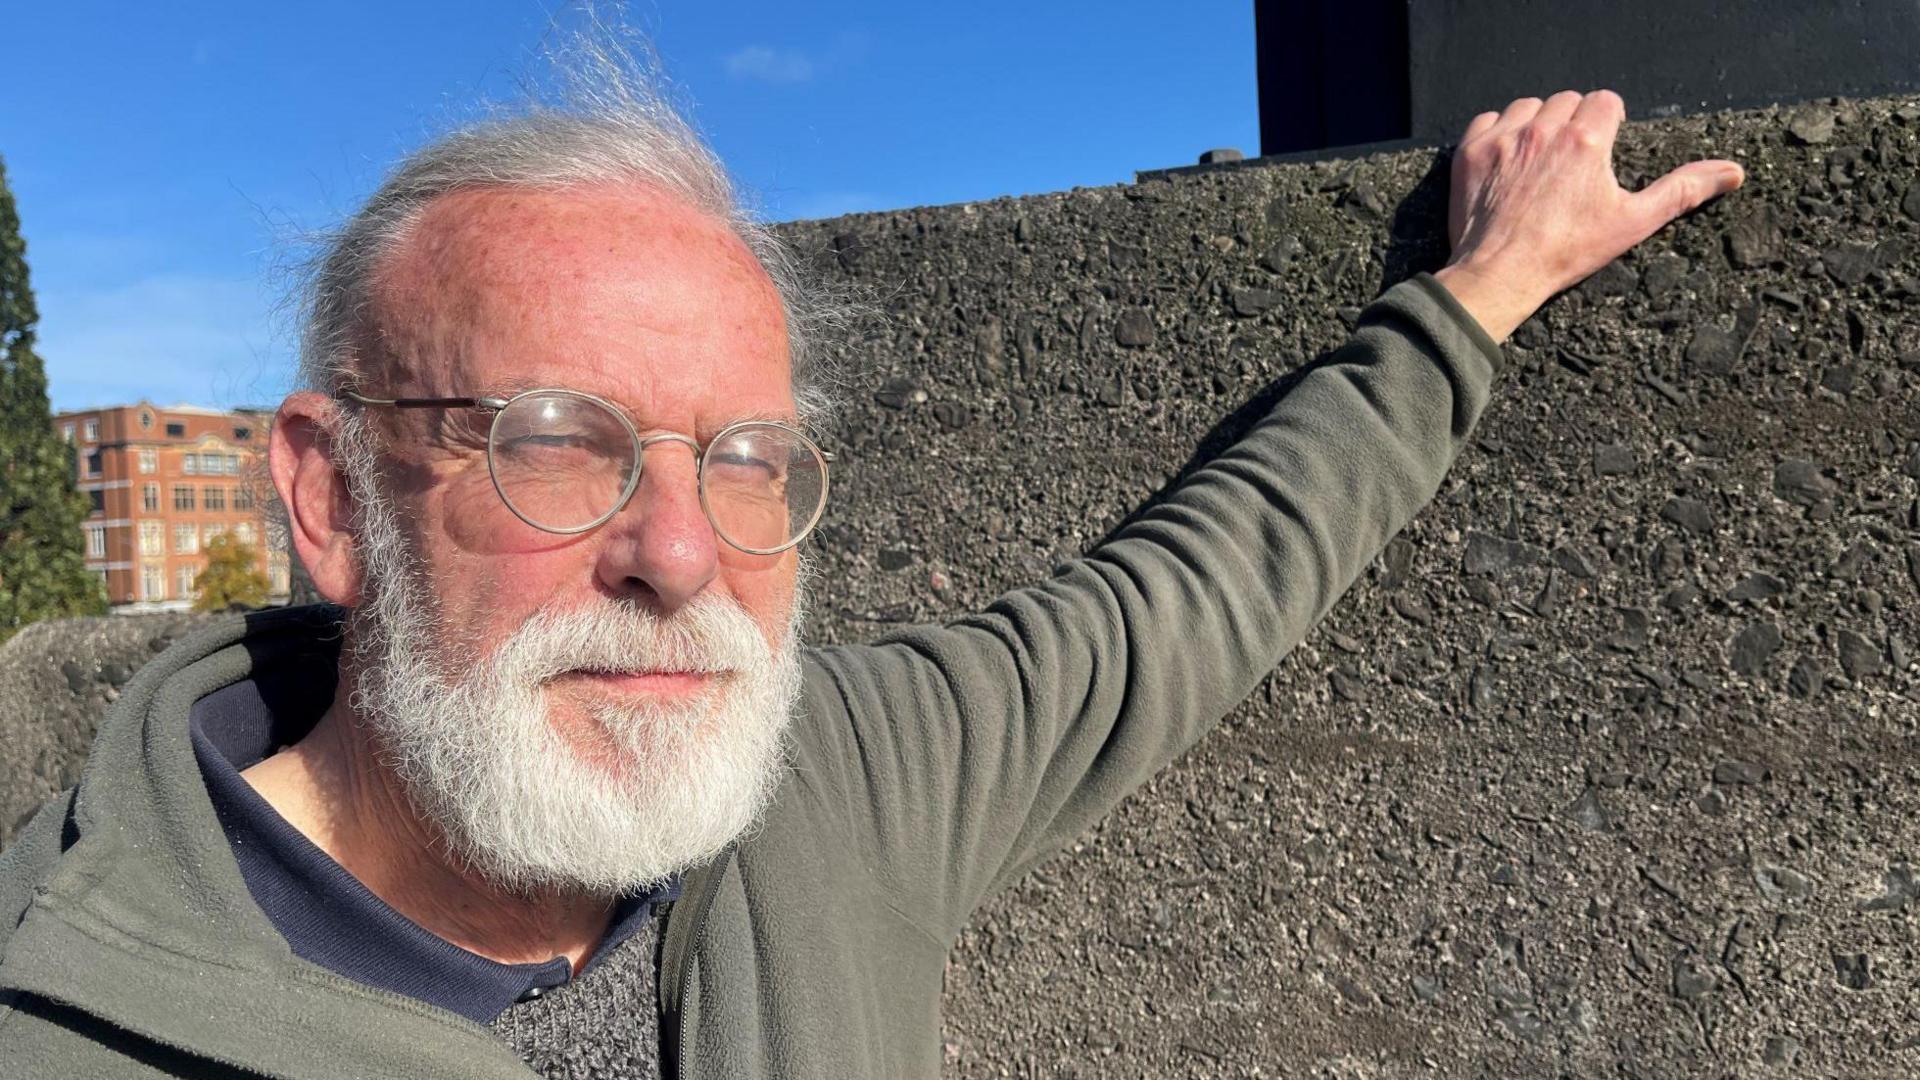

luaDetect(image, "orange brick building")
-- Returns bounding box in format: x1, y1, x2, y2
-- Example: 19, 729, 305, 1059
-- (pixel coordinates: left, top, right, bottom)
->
54, 401, 291, 611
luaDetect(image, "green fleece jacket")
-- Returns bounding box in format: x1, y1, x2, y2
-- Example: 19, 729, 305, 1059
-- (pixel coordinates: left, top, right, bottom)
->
0, 272, 1503, 1078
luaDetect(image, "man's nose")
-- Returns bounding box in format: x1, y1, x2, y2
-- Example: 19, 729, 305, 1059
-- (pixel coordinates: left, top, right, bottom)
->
592, 443, 718, 612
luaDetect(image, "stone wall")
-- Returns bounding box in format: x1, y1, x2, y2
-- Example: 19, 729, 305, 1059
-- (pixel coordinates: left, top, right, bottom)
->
0, 614, 207, 836
4, 94, 1918, 1077
780, 94, 1920, 1078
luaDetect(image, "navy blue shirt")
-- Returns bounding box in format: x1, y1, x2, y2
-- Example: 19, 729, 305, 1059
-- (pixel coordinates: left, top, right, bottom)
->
190, 677, 680, 1024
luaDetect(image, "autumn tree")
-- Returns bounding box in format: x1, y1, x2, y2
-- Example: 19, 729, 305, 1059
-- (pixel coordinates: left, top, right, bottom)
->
0, 156, 104, 642
192, 532, 272, 612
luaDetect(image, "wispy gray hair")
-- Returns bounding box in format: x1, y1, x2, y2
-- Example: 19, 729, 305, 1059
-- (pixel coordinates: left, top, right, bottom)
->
295, 20, 852, 424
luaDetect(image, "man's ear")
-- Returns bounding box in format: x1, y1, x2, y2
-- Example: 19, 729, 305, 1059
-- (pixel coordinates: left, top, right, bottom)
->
270, 392, 364, 607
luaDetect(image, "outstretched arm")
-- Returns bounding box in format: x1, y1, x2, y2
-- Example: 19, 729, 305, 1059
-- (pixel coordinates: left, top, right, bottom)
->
794, 91, 1744, 938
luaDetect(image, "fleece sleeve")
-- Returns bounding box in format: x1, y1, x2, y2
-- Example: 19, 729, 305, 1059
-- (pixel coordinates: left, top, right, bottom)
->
796, 272, 1507, 937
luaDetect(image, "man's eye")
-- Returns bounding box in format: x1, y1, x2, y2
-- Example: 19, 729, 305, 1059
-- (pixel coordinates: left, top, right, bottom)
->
707, 451, 781, 481
506, 432, 596, 452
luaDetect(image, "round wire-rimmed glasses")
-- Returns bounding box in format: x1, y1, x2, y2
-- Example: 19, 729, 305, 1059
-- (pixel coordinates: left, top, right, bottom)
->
335, 387, 832, 554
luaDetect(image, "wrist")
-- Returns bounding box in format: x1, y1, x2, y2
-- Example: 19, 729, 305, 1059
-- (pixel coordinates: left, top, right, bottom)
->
1431, 261, 1547, 345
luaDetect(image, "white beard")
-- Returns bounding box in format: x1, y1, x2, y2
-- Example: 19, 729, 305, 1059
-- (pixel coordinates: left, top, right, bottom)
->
341, 439, 804, 897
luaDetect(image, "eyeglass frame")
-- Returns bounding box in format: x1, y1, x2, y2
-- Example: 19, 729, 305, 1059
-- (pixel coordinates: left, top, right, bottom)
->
333, 386, 834, 554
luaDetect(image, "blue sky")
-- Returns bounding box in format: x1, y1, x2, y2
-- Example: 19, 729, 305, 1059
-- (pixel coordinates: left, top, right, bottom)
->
1, 2, 1257, 413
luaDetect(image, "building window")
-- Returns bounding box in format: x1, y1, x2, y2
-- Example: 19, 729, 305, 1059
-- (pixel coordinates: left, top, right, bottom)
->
139, 521, 164, 557
233, 485, 255, 511
142, 483, 159, 511
86, 525, 106, 557
173, 523, 198, 555
141, 563, 165, 601
89, 490, 105, 515
138, 449, 156, 474
140, 410, 154, 430
176, 565, 198, 601
85, 449, 102, 476
173, 485, 195, 511
234, 426, 252, 441
226, 454, 241, 475
165, 422, 186, 438
234, 522, 256, 546
204, 486, 226, 511
83, 419, 98, 442
61, 423, 75, 443
183, 453, 198, 475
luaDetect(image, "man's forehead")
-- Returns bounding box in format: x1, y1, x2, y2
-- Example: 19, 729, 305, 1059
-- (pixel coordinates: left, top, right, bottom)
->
366, 182, 790, 406
393, 182, 761, 283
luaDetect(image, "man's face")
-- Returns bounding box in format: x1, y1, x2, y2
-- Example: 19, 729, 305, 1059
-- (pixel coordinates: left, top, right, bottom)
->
364, 182, 801, 755
334, 183, 807, 892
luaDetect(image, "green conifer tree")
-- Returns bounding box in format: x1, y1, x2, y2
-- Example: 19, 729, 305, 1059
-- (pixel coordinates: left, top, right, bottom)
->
0, 157, 105, 642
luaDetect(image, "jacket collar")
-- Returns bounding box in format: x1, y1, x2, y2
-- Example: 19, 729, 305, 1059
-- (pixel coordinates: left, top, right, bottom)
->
190, 684, 679, 1024
0, 605, 539, 1079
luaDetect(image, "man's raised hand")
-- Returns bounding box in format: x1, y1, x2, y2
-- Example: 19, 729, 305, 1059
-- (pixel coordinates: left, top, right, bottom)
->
1432, 89, 1746, 342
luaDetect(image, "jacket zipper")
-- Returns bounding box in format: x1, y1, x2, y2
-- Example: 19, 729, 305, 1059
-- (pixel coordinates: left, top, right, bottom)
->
663, 845, 733, 1080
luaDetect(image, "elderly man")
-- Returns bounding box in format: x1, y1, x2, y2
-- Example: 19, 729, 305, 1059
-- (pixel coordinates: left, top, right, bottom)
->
0, 72, 1740, 1077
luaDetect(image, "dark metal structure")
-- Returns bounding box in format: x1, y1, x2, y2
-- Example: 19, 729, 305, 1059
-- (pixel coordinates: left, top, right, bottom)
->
1255, 0, 1920, 158
1255, 0, 1409, 158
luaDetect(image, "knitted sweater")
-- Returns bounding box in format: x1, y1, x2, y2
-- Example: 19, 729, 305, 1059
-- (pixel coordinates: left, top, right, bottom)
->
487, 915, 666, 1080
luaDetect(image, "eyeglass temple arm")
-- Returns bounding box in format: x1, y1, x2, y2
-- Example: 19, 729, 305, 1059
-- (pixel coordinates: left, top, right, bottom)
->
334, 389, 509, 411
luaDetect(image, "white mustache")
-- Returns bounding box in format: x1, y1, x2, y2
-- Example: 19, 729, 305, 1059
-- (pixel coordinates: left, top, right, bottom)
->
489, 595, 773, 688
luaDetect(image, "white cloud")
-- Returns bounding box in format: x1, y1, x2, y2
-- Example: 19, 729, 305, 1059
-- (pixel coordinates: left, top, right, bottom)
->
724, 45, 815, 84
37, 273, 294, 413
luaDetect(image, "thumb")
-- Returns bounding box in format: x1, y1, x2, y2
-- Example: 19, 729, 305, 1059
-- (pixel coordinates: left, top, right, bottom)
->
1631, 159, 1746, 232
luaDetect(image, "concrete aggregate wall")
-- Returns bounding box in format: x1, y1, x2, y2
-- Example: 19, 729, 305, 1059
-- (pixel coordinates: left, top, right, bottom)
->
4, 95, 1919, 1077
1, 615, 207, 835
775, 95, 1920, 1078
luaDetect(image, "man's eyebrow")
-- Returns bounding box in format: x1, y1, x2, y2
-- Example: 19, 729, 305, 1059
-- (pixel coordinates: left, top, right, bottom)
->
481, 376, 549, 398
474, 384, 802, 431
716, 409, 802, 427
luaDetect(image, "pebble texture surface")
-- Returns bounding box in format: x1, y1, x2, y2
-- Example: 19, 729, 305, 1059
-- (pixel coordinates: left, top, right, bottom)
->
777, 94, 1920, 1078
4, 94, 1919, 1077
0, 614, 207, 838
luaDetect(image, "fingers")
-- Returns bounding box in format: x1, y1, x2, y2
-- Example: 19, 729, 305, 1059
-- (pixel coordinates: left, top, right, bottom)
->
1463, 110, 1500, 142
1570, 89, 1626, 148
1488, 96, 1545, 137
1630, 159, 1747, 234
1466, 94, 1583, 153
1474, 90, 1620, 147
1533, 89, 1584, 132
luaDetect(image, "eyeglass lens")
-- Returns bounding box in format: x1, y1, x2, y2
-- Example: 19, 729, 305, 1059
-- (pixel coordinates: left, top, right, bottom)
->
488, 391, 826, 551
